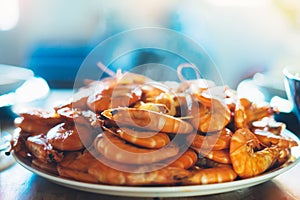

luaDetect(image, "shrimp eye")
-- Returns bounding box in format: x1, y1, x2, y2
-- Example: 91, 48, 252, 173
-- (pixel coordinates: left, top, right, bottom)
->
111, 109, 119, 116
48, 153, 54, 162
174, 175, 188, 180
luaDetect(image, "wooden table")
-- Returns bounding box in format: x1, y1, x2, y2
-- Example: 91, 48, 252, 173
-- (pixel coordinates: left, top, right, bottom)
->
1, 89, 300, 200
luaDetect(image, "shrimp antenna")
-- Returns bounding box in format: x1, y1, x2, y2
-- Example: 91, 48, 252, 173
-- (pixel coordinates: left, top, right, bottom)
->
177, 63, 201, 82
97, 62, 116, 77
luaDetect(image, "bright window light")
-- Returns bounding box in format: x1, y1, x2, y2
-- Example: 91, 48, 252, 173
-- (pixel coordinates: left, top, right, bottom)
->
0, 0, 19, 31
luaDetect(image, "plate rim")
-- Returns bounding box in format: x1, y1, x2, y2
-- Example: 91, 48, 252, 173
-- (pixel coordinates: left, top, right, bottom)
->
13, 130, 300, 197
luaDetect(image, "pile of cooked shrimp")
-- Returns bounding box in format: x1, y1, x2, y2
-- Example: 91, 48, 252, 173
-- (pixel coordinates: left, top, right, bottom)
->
10, 64, 299, 186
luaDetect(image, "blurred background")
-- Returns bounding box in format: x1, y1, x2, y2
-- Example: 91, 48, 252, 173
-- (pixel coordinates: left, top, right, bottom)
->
1, 0, 300, 131
1, 0, 300, 88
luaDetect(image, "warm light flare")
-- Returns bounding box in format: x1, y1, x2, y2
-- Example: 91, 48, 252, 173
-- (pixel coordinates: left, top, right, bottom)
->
0, 0, 19, 31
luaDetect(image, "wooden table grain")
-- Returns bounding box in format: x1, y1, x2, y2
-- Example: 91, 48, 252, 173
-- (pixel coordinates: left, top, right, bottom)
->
1, 89, 300, 200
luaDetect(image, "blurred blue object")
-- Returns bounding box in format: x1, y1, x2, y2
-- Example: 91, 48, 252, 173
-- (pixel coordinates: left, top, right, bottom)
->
26, 42, 213, 88
27, 44, 92, 88
284, 67, 300, 124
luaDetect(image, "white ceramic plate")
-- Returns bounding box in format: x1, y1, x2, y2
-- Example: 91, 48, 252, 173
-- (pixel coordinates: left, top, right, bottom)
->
13, 130, 300, 198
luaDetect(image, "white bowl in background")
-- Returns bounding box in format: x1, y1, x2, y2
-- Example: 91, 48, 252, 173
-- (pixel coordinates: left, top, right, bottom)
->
0, 64, 34, 95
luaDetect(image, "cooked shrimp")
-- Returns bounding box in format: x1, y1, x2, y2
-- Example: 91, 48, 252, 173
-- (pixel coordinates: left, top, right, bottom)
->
26, 134, 64, 163
18, 109, 61, 124
88, 161, 190, 186
195, 148, 231, 164
56, 107, 100, 129
253, 129, 298, 148
140, 81, 171, 102
108, 68, 153, 85
276, 148, 290, 166
16, 109, 62, 135
134, 102, 169, 114
251, 117, 286, 135
32, 159, 58, 174
57, 166, 99, 183
168, 149, 198, 169
101, 107, 194, 134
103, 126, 170, 149
233, 99, 246, 129
94, 131, 179, 165
185, 165, 237, 185
13, 63, 298, 187
57, 151, 98, 183
191, 96, 231, 133
15, 117, 50, 136
196, 157, 226, 168
153, 92, 190, 117
59, 151, 92, 171
230, 128, 279, 178
87, 83, 142, 113
86, 66, 154, 112
234, 98, 276, 129
9, 129, 31, 158
137, 91, 192, 117
190, 128, 232, 150
46, 123, 92, 151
